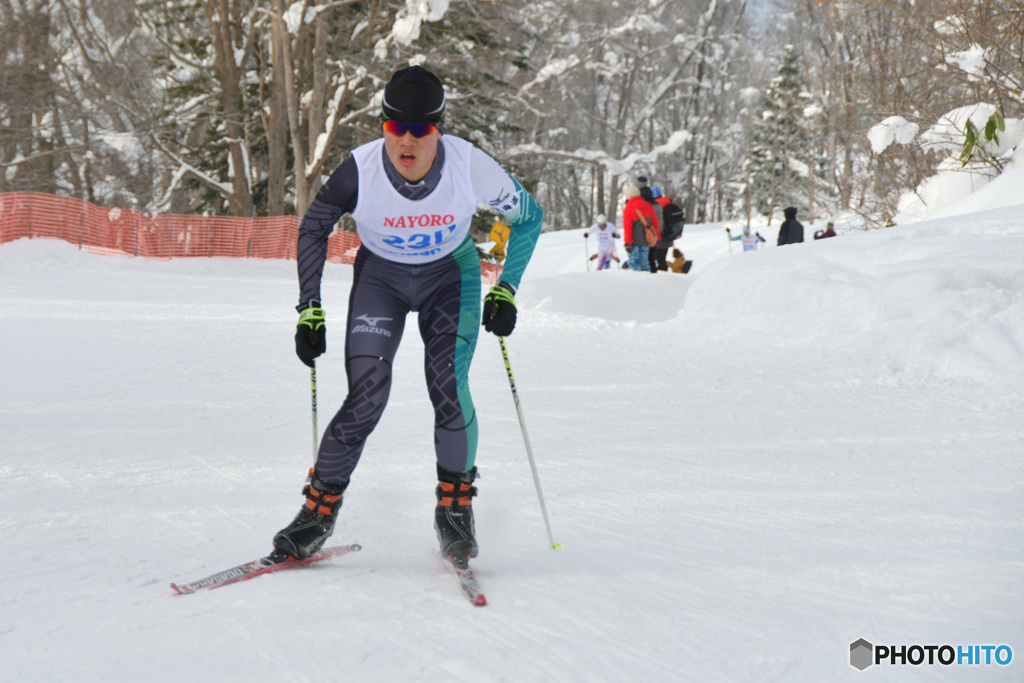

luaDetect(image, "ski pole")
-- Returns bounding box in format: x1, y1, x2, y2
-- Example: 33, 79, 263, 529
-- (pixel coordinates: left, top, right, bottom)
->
310, 362, 319, 466
498, 336, 559, 549
583, 233, 590, 271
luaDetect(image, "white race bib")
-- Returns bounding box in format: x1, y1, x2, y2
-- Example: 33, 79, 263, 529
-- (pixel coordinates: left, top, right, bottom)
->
351, 137, 479, 263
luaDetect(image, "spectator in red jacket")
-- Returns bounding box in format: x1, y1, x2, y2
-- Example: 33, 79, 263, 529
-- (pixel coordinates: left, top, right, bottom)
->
622, 185, 657, 272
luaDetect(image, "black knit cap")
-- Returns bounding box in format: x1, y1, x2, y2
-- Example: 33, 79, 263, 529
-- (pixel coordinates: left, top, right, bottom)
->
381, 66, 446, 124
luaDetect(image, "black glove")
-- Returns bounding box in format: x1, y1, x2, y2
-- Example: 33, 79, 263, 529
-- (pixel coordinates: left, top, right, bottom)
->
482, 282, 517, 337
295, 300, 326, 367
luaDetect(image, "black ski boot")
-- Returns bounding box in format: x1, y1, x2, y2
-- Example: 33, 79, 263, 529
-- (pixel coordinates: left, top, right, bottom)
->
273, 476, 347, 560
434, 465, 478, 566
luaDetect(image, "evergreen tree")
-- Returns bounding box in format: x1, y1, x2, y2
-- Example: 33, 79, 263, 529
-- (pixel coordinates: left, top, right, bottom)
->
746, 44, 811, 222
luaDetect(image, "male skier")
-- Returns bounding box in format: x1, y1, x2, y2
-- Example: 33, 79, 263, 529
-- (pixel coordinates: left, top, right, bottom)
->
273, 66, 544, 568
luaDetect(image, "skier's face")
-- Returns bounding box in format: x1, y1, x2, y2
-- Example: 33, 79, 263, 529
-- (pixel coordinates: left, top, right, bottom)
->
383, 124, 441, 183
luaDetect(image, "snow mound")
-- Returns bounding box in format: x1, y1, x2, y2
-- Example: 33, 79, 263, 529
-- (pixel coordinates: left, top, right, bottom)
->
894, 109, 1024, 224
517, 270, 691, 324
683, 204, 1024, 383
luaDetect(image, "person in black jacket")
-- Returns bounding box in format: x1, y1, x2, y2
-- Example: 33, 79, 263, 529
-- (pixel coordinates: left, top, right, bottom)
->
777, 206, 804, 246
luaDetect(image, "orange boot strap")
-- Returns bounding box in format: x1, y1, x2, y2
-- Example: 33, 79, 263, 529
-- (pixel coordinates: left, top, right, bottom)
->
436, 481, 477, 508
303, 485, 343, 515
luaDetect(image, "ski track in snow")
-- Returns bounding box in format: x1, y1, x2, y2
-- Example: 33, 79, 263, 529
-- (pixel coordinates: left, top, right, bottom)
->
1, 204, 1023, 681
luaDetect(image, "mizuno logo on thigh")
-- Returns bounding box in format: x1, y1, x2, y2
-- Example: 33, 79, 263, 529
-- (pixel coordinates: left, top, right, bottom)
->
352, 314, 393, 337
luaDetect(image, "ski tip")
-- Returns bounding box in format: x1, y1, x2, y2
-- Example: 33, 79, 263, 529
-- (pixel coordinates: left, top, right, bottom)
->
170, 583, 185, 595
473, 594, 487, 607
550, 542, 562, 550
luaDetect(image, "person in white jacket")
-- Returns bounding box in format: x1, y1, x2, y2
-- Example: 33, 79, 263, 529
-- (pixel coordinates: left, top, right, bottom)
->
584, 215, 620, 270
726, 225, 766, 252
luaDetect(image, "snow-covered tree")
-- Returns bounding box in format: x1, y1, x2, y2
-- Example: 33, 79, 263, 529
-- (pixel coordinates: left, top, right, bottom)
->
11, 0, 1018, 230
501, 0, 756, 228
794, 0, 1023, 224
0, 0, 61, 195
0, 0, 162, 206
131, 0, 531, 216
746, 44, 812, 222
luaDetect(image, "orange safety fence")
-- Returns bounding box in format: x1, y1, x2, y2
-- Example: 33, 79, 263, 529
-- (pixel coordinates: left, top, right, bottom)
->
0, 191, 502, 284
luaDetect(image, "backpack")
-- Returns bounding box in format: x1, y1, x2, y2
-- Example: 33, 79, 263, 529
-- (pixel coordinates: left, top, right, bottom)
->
632, 219, 656, 247
661, 202, 684, 240
631, 207, 657, 247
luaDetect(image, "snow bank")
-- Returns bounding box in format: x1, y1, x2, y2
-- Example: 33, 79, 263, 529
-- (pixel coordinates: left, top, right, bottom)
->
890, 104, 1024, 224
683, 204, 1024, 384
518, 270, 690, 324
895, 148, 1024, 224
504, 198, 1024, 389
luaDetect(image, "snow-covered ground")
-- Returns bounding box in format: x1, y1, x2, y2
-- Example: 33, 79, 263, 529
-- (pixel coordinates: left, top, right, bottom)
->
2, 191, 1022, 681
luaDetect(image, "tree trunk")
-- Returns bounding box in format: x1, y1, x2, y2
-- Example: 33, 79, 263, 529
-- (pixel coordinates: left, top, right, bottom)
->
271, 0, 309, 216
266, 20, 289, 215
205, 0, 252, 217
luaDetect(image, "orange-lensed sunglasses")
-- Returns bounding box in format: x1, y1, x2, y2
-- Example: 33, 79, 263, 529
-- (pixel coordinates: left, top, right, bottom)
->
381, 119, 440, 138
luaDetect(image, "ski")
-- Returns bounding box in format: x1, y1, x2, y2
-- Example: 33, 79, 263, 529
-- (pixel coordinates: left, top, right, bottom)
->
171, 543, 361, 595
443, 555, 487, 606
